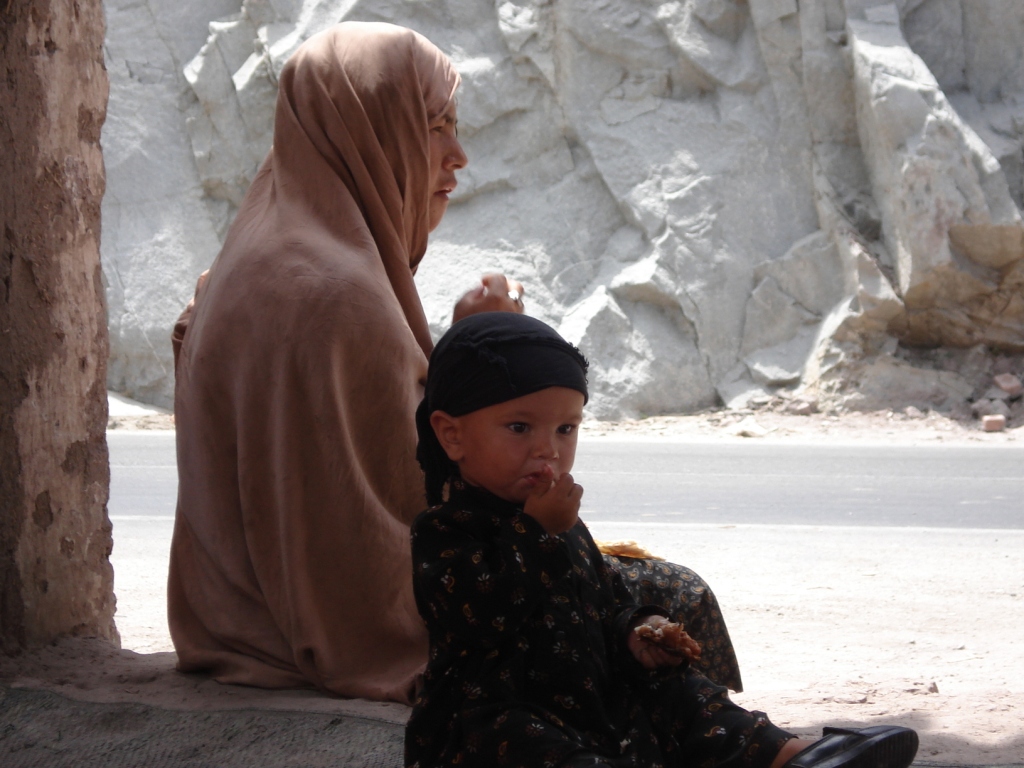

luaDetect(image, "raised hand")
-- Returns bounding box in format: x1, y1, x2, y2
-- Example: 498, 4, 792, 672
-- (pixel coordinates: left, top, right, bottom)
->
522, 466, 582, 535
452, 273, 526, 322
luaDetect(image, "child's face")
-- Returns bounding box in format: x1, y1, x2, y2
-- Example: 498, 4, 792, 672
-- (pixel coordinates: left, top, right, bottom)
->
432, 386, 585, 504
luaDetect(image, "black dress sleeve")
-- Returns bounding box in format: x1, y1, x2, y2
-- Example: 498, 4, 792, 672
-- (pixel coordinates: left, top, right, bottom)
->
582, 526, 669, 668
412, 505, 573, 649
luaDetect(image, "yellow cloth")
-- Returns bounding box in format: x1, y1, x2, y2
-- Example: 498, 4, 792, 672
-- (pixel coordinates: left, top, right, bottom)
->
593, 539, 664, 561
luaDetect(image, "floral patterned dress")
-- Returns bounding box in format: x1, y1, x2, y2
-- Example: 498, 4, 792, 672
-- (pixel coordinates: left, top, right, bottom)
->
604, 555, 743, 692
405, 483, 790, 768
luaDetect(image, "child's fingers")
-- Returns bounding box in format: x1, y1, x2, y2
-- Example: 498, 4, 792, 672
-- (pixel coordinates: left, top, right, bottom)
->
627, 633, 651, 668
524, 471, 581, 535
638, 641, 684, 669
552, 472, 573, 494
556, 474, 583, 515
651, 646, 685, 667
552, 472, 584, 499
568, 480, 583, 505
636, 643, 662, 670
629, 634, 676, 669
528, 466, 556, 499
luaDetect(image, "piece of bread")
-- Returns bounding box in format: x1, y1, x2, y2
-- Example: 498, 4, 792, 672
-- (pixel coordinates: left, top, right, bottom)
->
634, 621, 702, 661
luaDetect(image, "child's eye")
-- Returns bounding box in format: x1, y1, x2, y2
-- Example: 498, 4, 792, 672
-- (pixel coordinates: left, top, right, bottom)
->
557, 424, 576, 435
508, 422, 528, 434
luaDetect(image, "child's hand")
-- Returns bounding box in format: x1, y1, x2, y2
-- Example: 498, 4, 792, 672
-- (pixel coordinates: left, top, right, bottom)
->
627, 615, 690, 670
522, 466, 582, 535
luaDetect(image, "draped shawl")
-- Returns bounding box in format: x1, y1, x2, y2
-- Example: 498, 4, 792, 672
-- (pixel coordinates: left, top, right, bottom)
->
168, 22, 460, 703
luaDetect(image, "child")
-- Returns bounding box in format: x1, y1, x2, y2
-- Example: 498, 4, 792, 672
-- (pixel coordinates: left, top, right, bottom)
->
406, 312, 918, 768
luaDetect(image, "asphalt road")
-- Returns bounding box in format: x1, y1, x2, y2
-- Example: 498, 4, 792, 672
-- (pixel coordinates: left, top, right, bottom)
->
107, 431, 1024, 529
573, 440, 1024, 528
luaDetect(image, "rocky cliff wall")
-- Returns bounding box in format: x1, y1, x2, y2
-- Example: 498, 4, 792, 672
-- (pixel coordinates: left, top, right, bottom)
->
101, 0, 1024, 418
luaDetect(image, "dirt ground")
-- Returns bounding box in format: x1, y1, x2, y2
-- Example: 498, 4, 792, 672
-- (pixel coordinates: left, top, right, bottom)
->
107, 402, 1024, 445
577, 406, 1022, 445
4, 408, 1022, 765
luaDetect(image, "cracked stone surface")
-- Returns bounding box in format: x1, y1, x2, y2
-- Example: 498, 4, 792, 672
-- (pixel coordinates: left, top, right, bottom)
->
101, 0, 1024, 416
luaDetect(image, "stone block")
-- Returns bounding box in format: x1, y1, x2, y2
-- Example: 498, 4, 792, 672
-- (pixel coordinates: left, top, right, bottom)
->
846, 357, 973, 412
972, 398, 1011, 419
994, 372, 1024, 398
982, 413, 1007, 431
784, 397, 818, 415
982, 386, 1011, 403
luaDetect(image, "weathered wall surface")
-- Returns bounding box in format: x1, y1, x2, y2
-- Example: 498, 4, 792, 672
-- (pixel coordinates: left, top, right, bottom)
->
101, 0, 1024, 417
1, 0, 118, 650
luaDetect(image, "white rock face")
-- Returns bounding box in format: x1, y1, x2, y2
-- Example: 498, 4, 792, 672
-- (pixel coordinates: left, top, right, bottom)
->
101, 0, 1024, 416
849, 5, 1024, 351
102, 0, 241, 408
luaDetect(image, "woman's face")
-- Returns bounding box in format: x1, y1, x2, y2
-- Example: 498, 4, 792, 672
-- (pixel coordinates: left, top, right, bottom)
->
427, 101, 467, 232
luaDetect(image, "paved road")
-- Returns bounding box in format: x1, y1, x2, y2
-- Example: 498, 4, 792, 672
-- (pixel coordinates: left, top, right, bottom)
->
108, 432, 178, 518
573, 440, 1024, 528
107, 432, 1024, 528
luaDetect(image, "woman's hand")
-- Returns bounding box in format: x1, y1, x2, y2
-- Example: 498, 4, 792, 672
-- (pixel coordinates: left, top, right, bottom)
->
452, 273, 525, 323
627, 615, 687, 670
522, 467, 582, 535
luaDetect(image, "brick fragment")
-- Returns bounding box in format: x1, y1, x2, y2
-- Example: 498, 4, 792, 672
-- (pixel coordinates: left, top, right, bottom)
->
982, 414, 1006, 432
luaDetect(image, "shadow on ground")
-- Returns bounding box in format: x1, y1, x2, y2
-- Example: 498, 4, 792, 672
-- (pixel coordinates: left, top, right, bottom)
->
1, 687, 403, 768
4, 686, 1021, 768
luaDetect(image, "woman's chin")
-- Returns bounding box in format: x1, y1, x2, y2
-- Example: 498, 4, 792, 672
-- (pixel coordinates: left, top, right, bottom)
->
427, 198, 448, 231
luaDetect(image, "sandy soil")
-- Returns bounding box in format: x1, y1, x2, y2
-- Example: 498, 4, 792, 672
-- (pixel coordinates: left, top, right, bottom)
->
5, 408, 1023, 765
107, 404, 1024, 445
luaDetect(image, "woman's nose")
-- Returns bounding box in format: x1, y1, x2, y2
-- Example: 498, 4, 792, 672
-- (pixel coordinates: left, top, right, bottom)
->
445, 136, 467, 171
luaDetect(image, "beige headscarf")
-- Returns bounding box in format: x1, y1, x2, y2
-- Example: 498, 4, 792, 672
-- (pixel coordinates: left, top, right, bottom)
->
168, 22, 460, 703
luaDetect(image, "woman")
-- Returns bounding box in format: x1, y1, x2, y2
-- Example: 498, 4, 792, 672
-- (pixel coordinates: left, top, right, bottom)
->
169, 21, 739, 705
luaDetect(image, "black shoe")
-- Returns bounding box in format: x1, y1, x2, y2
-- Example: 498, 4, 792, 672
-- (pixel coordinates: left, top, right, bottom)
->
785, 726, 919, 768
